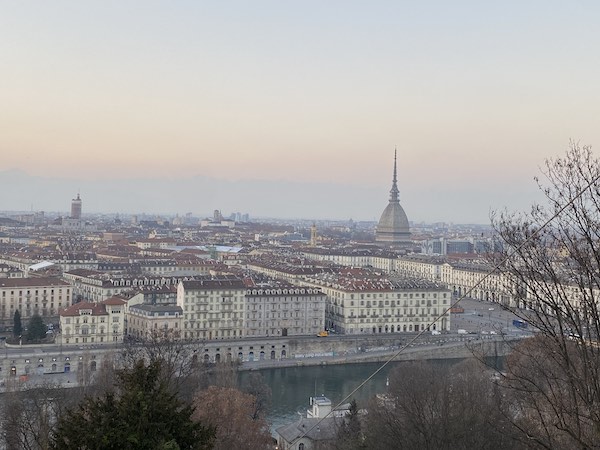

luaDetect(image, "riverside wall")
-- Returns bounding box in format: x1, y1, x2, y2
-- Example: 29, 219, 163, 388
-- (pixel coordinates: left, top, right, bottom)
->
0, 333, 521, 383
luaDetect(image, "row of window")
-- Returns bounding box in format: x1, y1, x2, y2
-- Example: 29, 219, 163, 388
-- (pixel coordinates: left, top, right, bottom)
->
1, 288, 67, 296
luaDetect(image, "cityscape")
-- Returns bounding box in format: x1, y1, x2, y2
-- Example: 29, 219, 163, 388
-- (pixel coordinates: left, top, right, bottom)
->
0, 149, 590, 449
2, 2, 600, 449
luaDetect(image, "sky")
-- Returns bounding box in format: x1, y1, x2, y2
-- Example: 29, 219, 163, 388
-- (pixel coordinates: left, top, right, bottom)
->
1, 1, 600, 223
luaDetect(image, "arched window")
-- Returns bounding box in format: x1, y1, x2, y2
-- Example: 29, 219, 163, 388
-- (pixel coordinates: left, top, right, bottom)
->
299, 444, 305, 450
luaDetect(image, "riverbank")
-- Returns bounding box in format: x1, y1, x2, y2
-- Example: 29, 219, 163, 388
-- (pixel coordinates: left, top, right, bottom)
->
238, 336, 521, 371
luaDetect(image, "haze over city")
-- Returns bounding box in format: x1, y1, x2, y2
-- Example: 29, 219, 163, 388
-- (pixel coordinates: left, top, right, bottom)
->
2, 1, 599, 222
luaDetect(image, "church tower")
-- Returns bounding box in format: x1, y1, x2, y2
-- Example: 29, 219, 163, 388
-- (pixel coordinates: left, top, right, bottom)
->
310, 222, 318, 247
375, 150, 411, 246
71, 193, 82, 219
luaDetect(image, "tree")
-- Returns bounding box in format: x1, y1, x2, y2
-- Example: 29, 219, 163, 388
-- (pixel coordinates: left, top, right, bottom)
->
492, 142, 600, 448
51, 359, 215, 450
192, 386, 273, 450
26, 314, 46, 342
332, 399, 364, 450
362, 360, 520, 450
0, 381, 74, 450
240, 372, 272, 420
13, 310, 22, 338
120, 332, 208, 398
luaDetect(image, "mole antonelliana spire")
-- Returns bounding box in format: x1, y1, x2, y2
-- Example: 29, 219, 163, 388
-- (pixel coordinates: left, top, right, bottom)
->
375, 148, 411, 246
389, 148, 399, 202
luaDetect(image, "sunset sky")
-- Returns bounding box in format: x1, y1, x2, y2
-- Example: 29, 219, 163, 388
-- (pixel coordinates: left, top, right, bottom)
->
1, 2, 599, 222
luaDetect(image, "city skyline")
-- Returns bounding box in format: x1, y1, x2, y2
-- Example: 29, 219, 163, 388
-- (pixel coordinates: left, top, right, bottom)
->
2, 2, 598, 222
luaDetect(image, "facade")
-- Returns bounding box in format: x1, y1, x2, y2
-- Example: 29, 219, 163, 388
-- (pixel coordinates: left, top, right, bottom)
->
64, 269, 197, 303
0, 278, 72, 323
59, 296, 126, 345
396, 255, 444, 280
244, 286, 326, 337
177, 278, 247, 340
303, 274, 451, 334
138, 259, 221, 276
247, 260, 335, 283
127, 304, 183, 339
421, 237, 495, 255
375, 150, 411, 246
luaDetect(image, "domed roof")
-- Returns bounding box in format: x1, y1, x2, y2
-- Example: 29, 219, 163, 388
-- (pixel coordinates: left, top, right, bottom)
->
375, 150, 411, 245
377, 202, 409, 233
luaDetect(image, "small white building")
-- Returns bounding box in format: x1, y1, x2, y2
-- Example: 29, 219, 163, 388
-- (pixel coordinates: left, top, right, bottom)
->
276, 396, 349, 450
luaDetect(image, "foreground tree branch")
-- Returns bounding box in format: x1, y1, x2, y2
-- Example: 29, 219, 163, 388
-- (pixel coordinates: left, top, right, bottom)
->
493, 142, 600, 448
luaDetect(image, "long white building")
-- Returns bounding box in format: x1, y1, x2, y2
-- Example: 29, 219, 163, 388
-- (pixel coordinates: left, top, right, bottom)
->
303, 272, 451, 334
0, 277, 72, 323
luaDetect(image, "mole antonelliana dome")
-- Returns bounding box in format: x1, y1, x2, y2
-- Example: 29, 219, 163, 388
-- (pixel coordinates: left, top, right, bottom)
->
375, 150, 411, 245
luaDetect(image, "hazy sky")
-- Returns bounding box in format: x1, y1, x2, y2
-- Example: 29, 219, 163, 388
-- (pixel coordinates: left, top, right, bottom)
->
1, 2, 600, 223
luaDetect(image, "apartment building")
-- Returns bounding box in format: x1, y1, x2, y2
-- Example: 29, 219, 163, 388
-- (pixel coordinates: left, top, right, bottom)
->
0, 278, 72, 323
244, 285, 326, 337
303, 273, 451, 334
59, 296, 126, 344
127, 304, 183, 339
177, 277, 247, 340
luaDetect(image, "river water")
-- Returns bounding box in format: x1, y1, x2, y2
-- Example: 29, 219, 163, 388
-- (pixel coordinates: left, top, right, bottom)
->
239, 358, 501, 433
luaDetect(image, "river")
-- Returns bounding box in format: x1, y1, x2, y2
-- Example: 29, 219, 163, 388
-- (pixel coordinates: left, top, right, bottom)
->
239, 357, 502, 433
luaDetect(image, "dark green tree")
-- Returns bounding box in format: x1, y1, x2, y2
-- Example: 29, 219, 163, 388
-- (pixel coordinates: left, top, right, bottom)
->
12, 310, 22, 338
333, 399, 364, 450
26, 314, 46, 342
51, 359, 215, 450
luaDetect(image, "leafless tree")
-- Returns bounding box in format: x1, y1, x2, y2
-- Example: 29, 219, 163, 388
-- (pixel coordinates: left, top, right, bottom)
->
363, 360, 521, 450
121, 330, 208, 397
240, 372, 272, 420
492, 142, 600, 447
0, 382, 74, 450
192, 386, 273, 450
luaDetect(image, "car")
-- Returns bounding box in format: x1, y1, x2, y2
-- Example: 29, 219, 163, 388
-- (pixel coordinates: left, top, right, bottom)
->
488, 307, 495, 311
